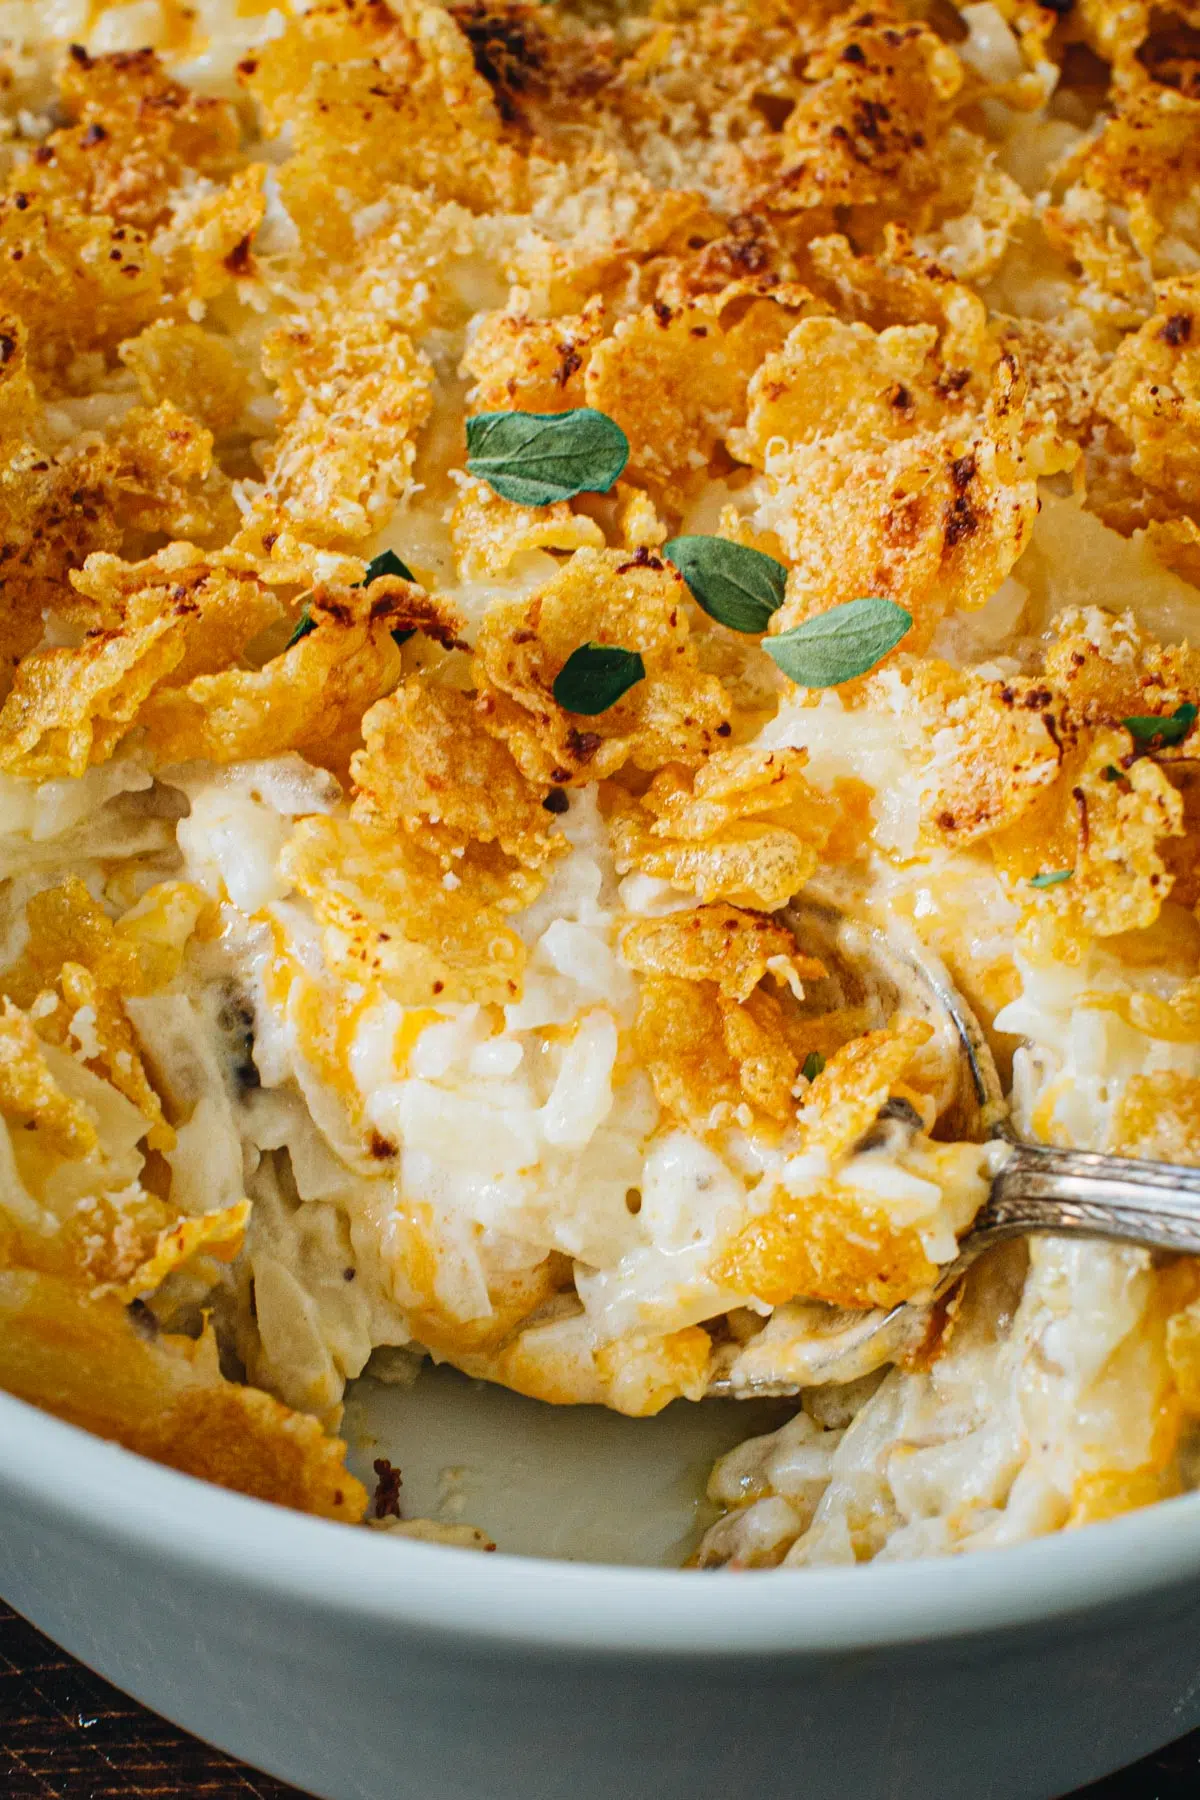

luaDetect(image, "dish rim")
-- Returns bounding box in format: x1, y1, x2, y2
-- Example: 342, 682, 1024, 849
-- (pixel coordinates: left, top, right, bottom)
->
6, 1387, 1200, 1656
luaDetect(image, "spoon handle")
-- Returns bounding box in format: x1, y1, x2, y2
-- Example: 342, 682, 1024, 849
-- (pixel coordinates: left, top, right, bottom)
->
971, 1140, 1200, 1259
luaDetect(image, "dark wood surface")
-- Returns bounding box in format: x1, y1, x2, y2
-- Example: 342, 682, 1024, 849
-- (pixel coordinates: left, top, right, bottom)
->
3, 1597, 1199, 1798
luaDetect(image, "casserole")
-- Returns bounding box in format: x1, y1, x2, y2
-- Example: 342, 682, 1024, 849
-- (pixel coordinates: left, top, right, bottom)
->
6, 1383, 1200, 1800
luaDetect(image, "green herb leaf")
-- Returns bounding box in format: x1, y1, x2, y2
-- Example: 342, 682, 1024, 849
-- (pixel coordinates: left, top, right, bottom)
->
1029, 869, 1074, 889
466, 408, 629, 505
1122, 700, 1198, 747
764, 597, 912, 688
1101, 764, 1124, 783
285, 601, 315, 649
801, 1051, 826, 1082
362, 548, 415, 586
553, 643, 645, 714
663, 535, 787, 634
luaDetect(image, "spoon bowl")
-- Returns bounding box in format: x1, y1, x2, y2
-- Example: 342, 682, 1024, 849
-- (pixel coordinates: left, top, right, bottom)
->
707, 891, 1200, 1399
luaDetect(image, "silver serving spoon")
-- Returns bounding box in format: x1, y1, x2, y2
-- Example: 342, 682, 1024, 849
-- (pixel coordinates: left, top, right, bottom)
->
706, 891, 1200, 1399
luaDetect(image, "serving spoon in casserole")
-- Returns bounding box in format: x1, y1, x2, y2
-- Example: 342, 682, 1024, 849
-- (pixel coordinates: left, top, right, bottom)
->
706, 890, 1200, 1399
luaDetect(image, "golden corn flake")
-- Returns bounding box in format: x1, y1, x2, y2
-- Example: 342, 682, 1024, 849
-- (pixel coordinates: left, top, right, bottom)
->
105, 400, 240, 544
474, 548, 730, 786
25, 45, 240, 234
0, 1000, 96, 1161
1069, 82, 1200, 270
258, 308, 434, 547
583, 285, 821, 510
1162, 762, 1200, 909
120, 320, 252, 437
154, 162, 267, 308
620, 904, 824, 1004
57, 962, 173, 1153
1101, 277, 1200, 518
611, 745, 850, 911
241, 0, 521, 254
885, 660, 1066, 848
0, 547, 285, 780
735, 319, 1058, 656
732, 318, 946, 465
800, 1017, 935, 1161
712, 1018, 947, 1308
5, 876, 213, 1153
463, 296, 606, 415
0, 1271, 365, 1521
16, 876, 144, 998
0, 312, 39, 443
1111, 1072, 1200, 1166
0, 440, 126, 697
351, 677, 564, 868
807, 228, 996, 386
115, 1201, 252, 1305
1042, 605, 1200, 726
0, 195, 163, 379
280, 814, 540, 1007
140, 579, 462, 774
69, 542, 280, 671
449, 475, 604, 580
738, 14, 962, 217
0, 589, 186, 781
713, 1181, 944, 1311
994, 728, 1185, 960
1082, 977, 1200, 1045
633, 974, 802, 1132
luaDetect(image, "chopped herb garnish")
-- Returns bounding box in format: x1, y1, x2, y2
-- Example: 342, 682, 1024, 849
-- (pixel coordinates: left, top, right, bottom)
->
465, 408, 629, 506
801, 1051, 826, 1082
1101, 764, 1123, 782
1029, 869, 1074, 888
663, 535, 787, 634
285, 600, 315, 648
553, 642, 645, 714
1122, 700, 1198, 747
362, 548, 415, 586
764, 596, 913, 688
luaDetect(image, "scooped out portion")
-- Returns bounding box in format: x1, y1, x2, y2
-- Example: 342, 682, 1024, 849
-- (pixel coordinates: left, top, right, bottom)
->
0, 0, 1198, 1564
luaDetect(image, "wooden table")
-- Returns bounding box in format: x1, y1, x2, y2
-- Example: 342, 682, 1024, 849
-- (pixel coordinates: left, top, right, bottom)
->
3, 1599, 1198, 1798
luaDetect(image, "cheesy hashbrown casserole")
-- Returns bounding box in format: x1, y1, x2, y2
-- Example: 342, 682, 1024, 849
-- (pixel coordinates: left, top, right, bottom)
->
0, 0, 1198, 1566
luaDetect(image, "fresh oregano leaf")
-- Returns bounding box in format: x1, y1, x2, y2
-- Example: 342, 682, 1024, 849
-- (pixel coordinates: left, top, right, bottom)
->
553, 643, 645, 714
466, 408, 629, 505
801, 1051, 826, 1082
362, 548, 415, 586
1122, 700, 1198, 747
764, 597, 912, 688
663, 535, 787, 633
1029, 869, 1073, 889
285, 600, 314, 649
